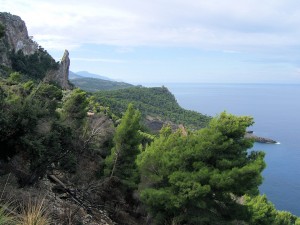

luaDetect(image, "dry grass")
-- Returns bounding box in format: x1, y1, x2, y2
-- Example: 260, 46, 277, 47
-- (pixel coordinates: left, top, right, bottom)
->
0, 173, 16, 225
1, 173, 51, 225
17, 196, 51, 225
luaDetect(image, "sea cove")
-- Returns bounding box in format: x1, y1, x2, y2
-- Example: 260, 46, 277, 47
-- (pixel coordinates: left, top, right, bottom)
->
160, 83, 300, 216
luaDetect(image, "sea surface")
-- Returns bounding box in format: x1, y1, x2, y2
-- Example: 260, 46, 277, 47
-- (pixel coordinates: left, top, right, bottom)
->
147, 83, 300, 216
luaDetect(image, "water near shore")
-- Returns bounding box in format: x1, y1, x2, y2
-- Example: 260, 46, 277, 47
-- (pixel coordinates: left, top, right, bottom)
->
147, 83, 300, 216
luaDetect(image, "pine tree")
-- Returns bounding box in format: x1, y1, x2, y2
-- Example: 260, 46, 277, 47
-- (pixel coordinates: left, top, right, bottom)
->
137, 112, 266, 224
104, 103, 141, 189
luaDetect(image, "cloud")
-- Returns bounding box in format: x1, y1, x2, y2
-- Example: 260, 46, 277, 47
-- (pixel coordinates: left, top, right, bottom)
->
2, 0, 300, 53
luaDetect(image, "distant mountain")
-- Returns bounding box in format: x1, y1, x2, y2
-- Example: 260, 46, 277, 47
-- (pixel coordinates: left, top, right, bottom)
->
75, 71, 113, 81
69, 71, 83, 80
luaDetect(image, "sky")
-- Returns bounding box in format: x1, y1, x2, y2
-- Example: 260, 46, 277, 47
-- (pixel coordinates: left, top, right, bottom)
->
2, 0, 300, 84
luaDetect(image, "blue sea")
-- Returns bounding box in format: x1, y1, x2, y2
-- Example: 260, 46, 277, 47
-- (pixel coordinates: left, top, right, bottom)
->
147, 83, 300, 216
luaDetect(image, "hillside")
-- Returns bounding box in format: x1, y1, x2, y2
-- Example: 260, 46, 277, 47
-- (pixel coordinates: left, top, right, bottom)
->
70, 75, 133, 92
94, 86, 210, 130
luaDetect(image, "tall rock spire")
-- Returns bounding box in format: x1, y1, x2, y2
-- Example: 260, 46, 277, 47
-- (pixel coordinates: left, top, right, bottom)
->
44, 49, 71, 89
58, 49, 71, 89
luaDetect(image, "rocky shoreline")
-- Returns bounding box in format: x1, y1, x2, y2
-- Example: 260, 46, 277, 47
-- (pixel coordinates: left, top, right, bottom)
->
245, 131, 277, 144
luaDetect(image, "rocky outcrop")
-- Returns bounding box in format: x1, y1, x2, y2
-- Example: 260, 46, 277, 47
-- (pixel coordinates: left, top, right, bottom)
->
44, 50, 71, 89
0, 12, 70, 89
245, 131, 277, 144
144, 115, 178, 132
0, 12, 38, 67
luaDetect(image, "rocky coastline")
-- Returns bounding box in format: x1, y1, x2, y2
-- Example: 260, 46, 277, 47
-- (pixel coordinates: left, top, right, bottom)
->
245, 131, 277, 144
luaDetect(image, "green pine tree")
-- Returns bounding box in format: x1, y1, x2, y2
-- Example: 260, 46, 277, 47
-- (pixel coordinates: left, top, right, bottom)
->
137, 112, 266, 224
104, 103, 141, 189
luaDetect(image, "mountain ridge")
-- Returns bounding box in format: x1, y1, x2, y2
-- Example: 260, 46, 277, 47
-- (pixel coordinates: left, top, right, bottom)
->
69, 70, 133, 92
75, 70, 113, 80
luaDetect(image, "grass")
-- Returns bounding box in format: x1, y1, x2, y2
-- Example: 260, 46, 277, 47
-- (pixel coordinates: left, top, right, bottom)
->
1, 173, 50, 225
0, 173, 16, 225
17, 196, 51, 225
0, 197, 51, 225
0, 205, 15, 225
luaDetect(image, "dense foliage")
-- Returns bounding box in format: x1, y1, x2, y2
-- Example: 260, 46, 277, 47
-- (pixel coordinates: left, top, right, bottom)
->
10, 47, 59, 80
70, 77, 133, 92
0, 76, 74, 185
137, 113, 266, 224
245, 195, 300, 225
0, 68, 114, 186
94, 86, 210, 130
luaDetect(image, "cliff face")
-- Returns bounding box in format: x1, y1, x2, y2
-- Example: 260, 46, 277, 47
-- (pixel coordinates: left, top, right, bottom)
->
0, 12, 70, 89
0, 12, 38, 67
44, 49, 71, 89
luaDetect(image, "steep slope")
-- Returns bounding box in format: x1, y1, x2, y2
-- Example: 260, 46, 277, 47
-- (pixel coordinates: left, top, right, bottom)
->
0, 12, 70, 89
94, 86, 211, 130
0, 12, 38, 67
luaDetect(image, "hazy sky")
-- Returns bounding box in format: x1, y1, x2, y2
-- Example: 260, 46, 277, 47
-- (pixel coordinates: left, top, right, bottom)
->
2, 0, 300, 84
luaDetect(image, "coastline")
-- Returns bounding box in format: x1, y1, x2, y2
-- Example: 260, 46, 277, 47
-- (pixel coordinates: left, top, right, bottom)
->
245, 131, 277, 144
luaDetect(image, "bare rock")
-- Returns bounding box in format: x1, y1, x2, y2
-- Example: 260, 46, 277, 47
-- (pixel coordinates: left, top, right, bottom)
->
0, 12, 71, 89
0, 12, 38, 66
245, 131, 277, 144
44, 49, 71, 89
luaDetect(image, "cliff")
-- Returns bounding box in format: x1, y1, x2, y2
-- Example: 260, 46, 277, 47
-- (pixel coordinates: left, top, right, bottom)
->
0, 12, 38, 67
0, 12, 70, 89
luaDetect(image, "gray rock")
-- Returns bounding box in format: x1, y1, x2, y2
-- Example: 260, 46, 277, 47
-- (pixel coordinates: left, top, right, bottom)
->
0, 12, 71, 89
245, 132, 277, 144
0, 12, 38, 67
44, 49, 71, 89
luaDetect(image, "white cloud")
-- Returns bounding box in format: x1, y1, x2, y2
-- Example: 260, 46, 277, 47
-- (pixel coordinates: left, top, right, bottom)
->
2, 0, 300, 52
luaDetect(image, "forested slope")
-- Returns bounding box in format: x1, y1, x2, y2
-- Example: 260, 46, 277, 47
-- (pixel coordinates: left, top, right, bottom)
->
94, 86, 210, 130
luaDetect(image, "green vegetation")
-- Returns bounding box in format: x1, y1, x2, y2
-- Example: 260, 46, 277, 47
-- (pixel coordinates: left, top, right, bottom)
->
245, 195, 300, 225
10, 47, 59, 80
70, 77, 133, 92
0, 78, 75, 185
104, 104, 141, 190
61, 88, 89, 128
137, 113, 265, 224
0, 68, 299, 223
0, 206, 14, 225
94, 86, 210, 130
0, 21, 299, 223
